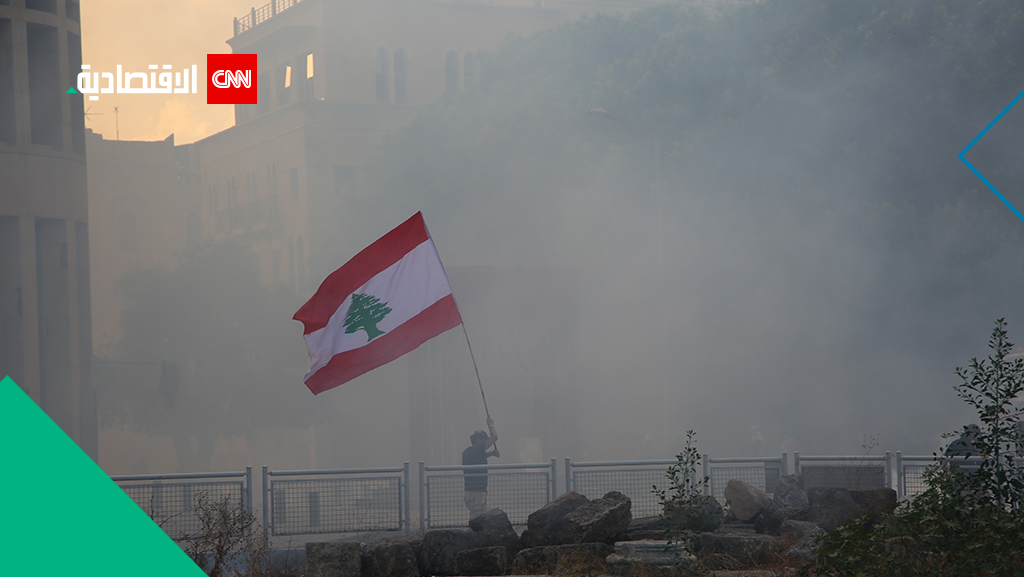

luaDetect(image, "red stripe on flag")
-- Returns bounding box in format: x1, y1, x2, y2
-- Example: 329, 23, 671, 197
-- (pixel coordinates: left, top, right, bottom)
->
304, 294, 463, 395
293, 212, 430, 335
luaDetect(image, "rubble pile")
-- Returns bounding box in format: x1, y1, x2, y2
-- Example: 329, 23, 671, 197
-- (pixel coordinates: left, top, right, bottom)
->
304, 476, 897, 576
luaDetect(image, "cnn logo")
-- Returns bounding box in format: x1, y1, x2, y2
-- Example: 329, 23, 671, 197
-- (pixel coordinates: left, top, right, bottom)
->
207, 53, 257, 104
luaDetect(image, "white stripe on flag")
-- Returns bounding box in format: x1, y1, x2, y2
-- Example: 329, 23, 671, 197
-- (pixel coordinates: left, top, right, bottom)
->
303, 239, 452, 380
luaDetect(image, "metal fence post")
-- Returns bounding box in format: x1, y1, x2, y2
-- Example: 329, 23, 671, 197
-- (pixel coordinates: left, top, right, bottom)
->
262, 465, 269, 536
896, 452, 903, 499
418, 461, 426, 531
564, 457, 571, 495
794, 452, 800, 476
884, 451, 892, 490
245, 466, 253, 514
550, 458, 557, 501
702, 454, 709, 496
404, 462, 411, 532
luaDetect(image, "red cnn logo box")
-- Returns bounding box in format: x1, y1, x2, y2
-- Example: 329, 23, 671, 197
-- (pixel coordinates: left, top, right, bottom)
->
207, 54, 257, 104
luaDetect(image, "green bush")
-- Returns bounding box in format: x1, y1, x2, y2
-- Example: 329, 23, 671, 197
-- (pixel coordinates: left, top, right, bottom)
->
806, 319, 1024, 577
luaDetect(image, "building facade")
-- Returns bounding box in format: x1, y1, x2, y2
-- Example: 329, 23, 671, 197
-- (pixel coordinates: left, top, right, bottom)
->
0, 0, 97, 460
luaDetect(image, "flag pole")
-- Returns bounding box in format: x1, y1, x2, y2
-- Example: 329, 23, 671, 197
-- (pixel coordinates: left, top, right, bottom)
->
461, 322, 496, 450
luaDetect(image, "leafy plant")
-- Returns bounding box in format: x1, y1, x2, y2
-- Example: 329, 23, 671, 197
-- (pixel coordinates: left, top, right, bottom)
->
806, 319, 1024, 577
175, 491, 302, 577
653, 429, 720, 575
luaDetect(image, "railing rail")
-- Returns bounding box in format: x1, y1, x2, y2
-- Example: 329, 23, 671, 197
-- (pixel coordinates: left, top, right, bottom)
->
263, 463, 409, 536
234, 0, 305, 36
565, 458, 680, 518
795, 452, 893, 491
704, 455, 787, 503
420, 460, 556, 529
113, 468, 252, 541
116, 450, 984, 543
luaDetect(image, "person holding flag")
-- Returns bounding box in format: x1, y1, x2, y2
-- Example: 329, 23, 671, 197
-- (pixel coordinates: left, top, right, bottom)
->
462, 417, 499, 522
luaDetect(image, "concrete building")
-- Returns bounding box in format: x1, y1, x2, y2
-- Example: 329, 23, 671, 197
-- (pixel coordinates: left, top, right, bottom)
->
0, 0, 97, 460
85, 129, 201, 353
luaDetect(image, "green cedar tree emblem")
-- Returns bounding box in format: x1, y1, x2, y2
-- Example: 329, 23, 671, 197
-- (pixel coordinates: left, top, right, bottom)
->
343, 293, 393, 342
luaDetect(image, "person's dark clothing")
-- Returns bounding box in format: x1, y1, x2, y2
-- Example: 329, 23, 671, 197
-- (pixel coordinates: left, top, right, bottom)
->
462, 443, 488, 491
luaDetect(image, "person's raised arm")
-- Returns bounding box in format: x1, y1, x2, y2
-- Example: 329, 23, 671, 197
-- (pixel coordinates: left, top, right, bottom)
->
484, 416, 498, 449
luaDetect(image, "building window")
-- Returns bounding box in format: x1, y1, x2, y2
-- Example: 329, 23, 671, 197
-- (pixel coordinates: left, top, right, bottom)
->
208, 181, 219, 214
267, 163, 278, 196
65, 1, 80, 22
445, 51, 459, 94
227, 177, 237, 207
464, 52, 478, 89
257, 70, 271, 114
26, 0, 57, 13
0, 19, 14, 145
277, 62, 291, 105
289, 167, 299, 198
301, 52, 314, 100
394, 49, 408, 105
27, 23, 62, 149
376, 48, 389, 103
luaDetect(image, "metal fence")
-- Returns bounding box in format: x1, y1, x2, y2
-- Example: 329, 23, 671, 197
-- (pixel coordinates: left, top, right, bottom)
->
113, 469, 252, 541
795, 452, 892, 491
263, 464, 410, 536
565, 459, 682, 518
703, 455, 787, 503
420, 460, 556, 528
115, 451, 953, 541
895, 453, 986, 499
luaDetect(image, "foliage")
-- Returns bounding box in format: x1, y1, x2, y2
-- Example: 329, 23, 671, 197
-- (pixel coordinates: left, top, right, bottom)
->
98, 240, 327, 471
173, 492, 301, 577
806, 319, 1024, 577
653, 429, 718, 575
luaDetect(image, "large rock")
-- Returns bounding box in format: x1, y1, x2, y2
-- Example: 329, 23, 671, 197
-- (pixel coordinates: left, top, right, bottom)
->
468, 508, 521, 556
696, 533, 786, 570
366, 539, 420, 577
805, 487, 855, 531
455, 546, 508, 576
772, 474, 808, 509
561, 491, 632, 544
522, 491, 589, 547
305, 542, 363, 577
622, 515, 670, 541
779, 522, 825, 568
511, 543, 614, 575
663, 495, 724, 533
419, 529, 491, 576
753, 506, 806, 535
724, 479, 773, 522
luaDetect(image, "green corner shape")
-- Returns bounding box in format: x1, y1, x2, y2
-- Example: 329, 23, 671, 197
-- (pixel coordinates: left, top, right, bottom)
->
66, 86, 79, 94
0, 376, 206, 577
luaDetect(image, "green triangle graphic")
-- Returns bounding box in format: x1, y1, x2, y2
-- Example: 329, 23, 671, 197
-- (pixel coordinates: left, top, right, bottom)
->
0, 376, 206, 576
66, 86, 79, 94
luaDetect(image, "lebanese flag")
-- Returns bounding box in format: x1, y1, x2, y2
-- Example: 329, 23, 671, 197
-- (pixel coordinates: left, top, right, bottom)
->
293, 212, 463, 395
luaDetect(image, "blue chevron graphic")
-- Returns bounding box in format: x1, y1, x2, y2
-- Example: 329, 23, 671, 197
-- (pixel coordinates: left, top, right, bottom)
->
958, 89, 1024, 223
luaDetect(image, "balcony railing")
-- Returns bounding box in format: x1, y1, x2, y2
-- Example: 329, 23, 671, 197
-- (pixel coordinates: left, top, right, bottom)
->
234, 0, 305, 37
